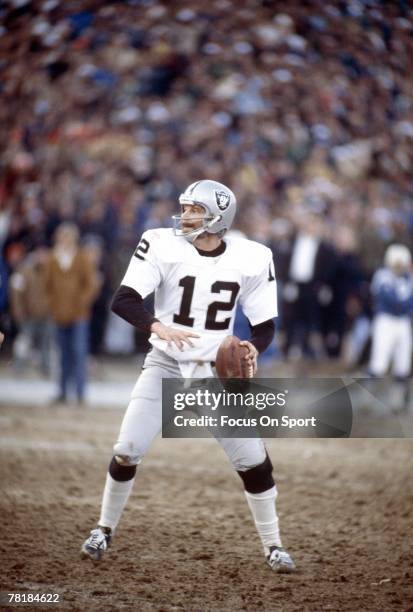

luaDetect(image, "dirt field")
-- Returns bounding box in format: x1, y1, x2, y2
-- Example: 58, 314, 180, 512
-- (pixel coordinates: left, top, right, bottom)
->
0, 403, 412, 612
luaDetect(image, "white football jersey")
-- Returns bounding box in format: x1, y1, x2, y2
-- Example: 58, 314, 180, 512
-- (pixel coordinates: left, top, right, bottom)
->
121, 229, 277, 367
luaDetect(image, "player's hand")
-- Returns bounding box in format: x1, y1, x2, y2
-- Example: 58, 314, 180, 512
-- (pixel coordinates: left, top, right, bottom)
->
239, 340, 259, 377
0, 332, 4, 347
151, 321, 200, 351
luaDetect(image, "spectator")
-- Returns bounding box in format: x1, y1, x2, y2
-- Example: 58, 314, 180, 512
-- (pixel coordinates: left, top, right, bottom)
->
9, 245, 52, 375
0, 254, 8, 331
81, 234, 107, 356
278, 211, 335, 359
44, 222, 99, 404
324, 227, 365, 358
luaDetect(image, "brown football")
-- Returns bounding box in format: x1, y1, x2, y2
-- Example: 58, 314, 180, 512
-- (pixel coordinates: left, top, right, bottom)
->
215, 335, 252, 379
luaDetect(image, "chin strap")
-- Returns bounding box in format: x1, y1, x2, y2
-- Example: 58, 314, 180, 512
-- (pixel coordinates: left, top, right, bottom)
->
187, 216, 221, 242
174, 215, 221, 242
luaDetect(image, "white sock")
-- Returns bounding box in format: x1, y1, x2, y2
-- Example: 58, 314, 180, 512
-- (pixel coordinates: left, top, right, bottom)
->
98, 473, 135, 532
245, 486, 282, 556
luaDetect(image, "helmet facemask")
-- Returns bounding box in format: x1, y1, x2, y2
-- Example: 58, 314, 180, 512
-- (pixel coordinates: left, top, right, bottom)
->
173, 198, 222, 242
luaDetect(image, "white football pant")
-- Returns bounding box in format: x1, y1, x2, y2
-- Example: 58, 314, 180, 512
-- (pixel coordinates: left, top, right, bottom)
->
113, 348, 266, 470
369, 313, 412, 378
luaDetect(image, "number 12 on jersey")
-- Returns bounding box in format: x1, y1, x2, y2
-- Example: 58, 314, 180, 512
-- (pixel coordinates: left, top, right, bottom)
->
173, 275, 240, 331
134, 238, 150, 260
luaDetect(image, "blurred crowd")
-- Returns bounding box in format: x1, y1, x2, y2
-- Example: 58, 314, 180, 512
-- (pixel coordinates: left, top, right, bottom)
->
1, 0, 413, 369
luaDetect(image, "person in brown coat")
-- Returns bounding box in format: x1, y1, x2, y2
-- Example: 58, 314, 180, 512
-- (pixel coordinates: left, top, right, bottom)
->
44, 223, 99, 403
9, 245, 52, 375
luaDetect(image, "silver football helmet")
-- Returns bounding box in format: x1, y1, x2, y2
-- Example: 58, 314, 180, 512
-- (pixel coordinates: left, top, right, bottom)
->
173, 179, 237, 242
384, 244, 411, 270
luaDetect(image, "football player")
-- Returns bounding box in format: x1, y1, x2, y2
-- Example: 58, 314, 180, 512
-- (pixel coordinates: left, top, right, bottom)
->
369, 244, 413, 410
81, 180, 295, 572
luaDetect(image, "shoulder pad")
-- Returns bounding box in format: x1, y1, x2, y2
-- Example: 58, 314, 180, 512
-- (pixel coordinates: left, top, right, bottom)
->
371, 268, 393, 292
141, 228, 188, 263
225, 236, 272, 275
373, 268, 393, 284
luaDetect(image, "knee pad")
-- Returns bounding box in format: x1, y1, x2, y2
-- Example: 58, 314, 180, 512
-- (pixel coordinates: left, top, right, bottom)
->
113, 441, 143, 466
237, 453, 274, 494
394, 375, 409, 383
109, 456, 137, 482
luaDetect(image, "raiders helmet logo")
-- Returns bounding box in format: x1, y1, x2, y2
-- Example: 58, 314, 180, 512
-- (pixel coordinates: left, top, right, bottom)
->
215, 190, 231, 211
